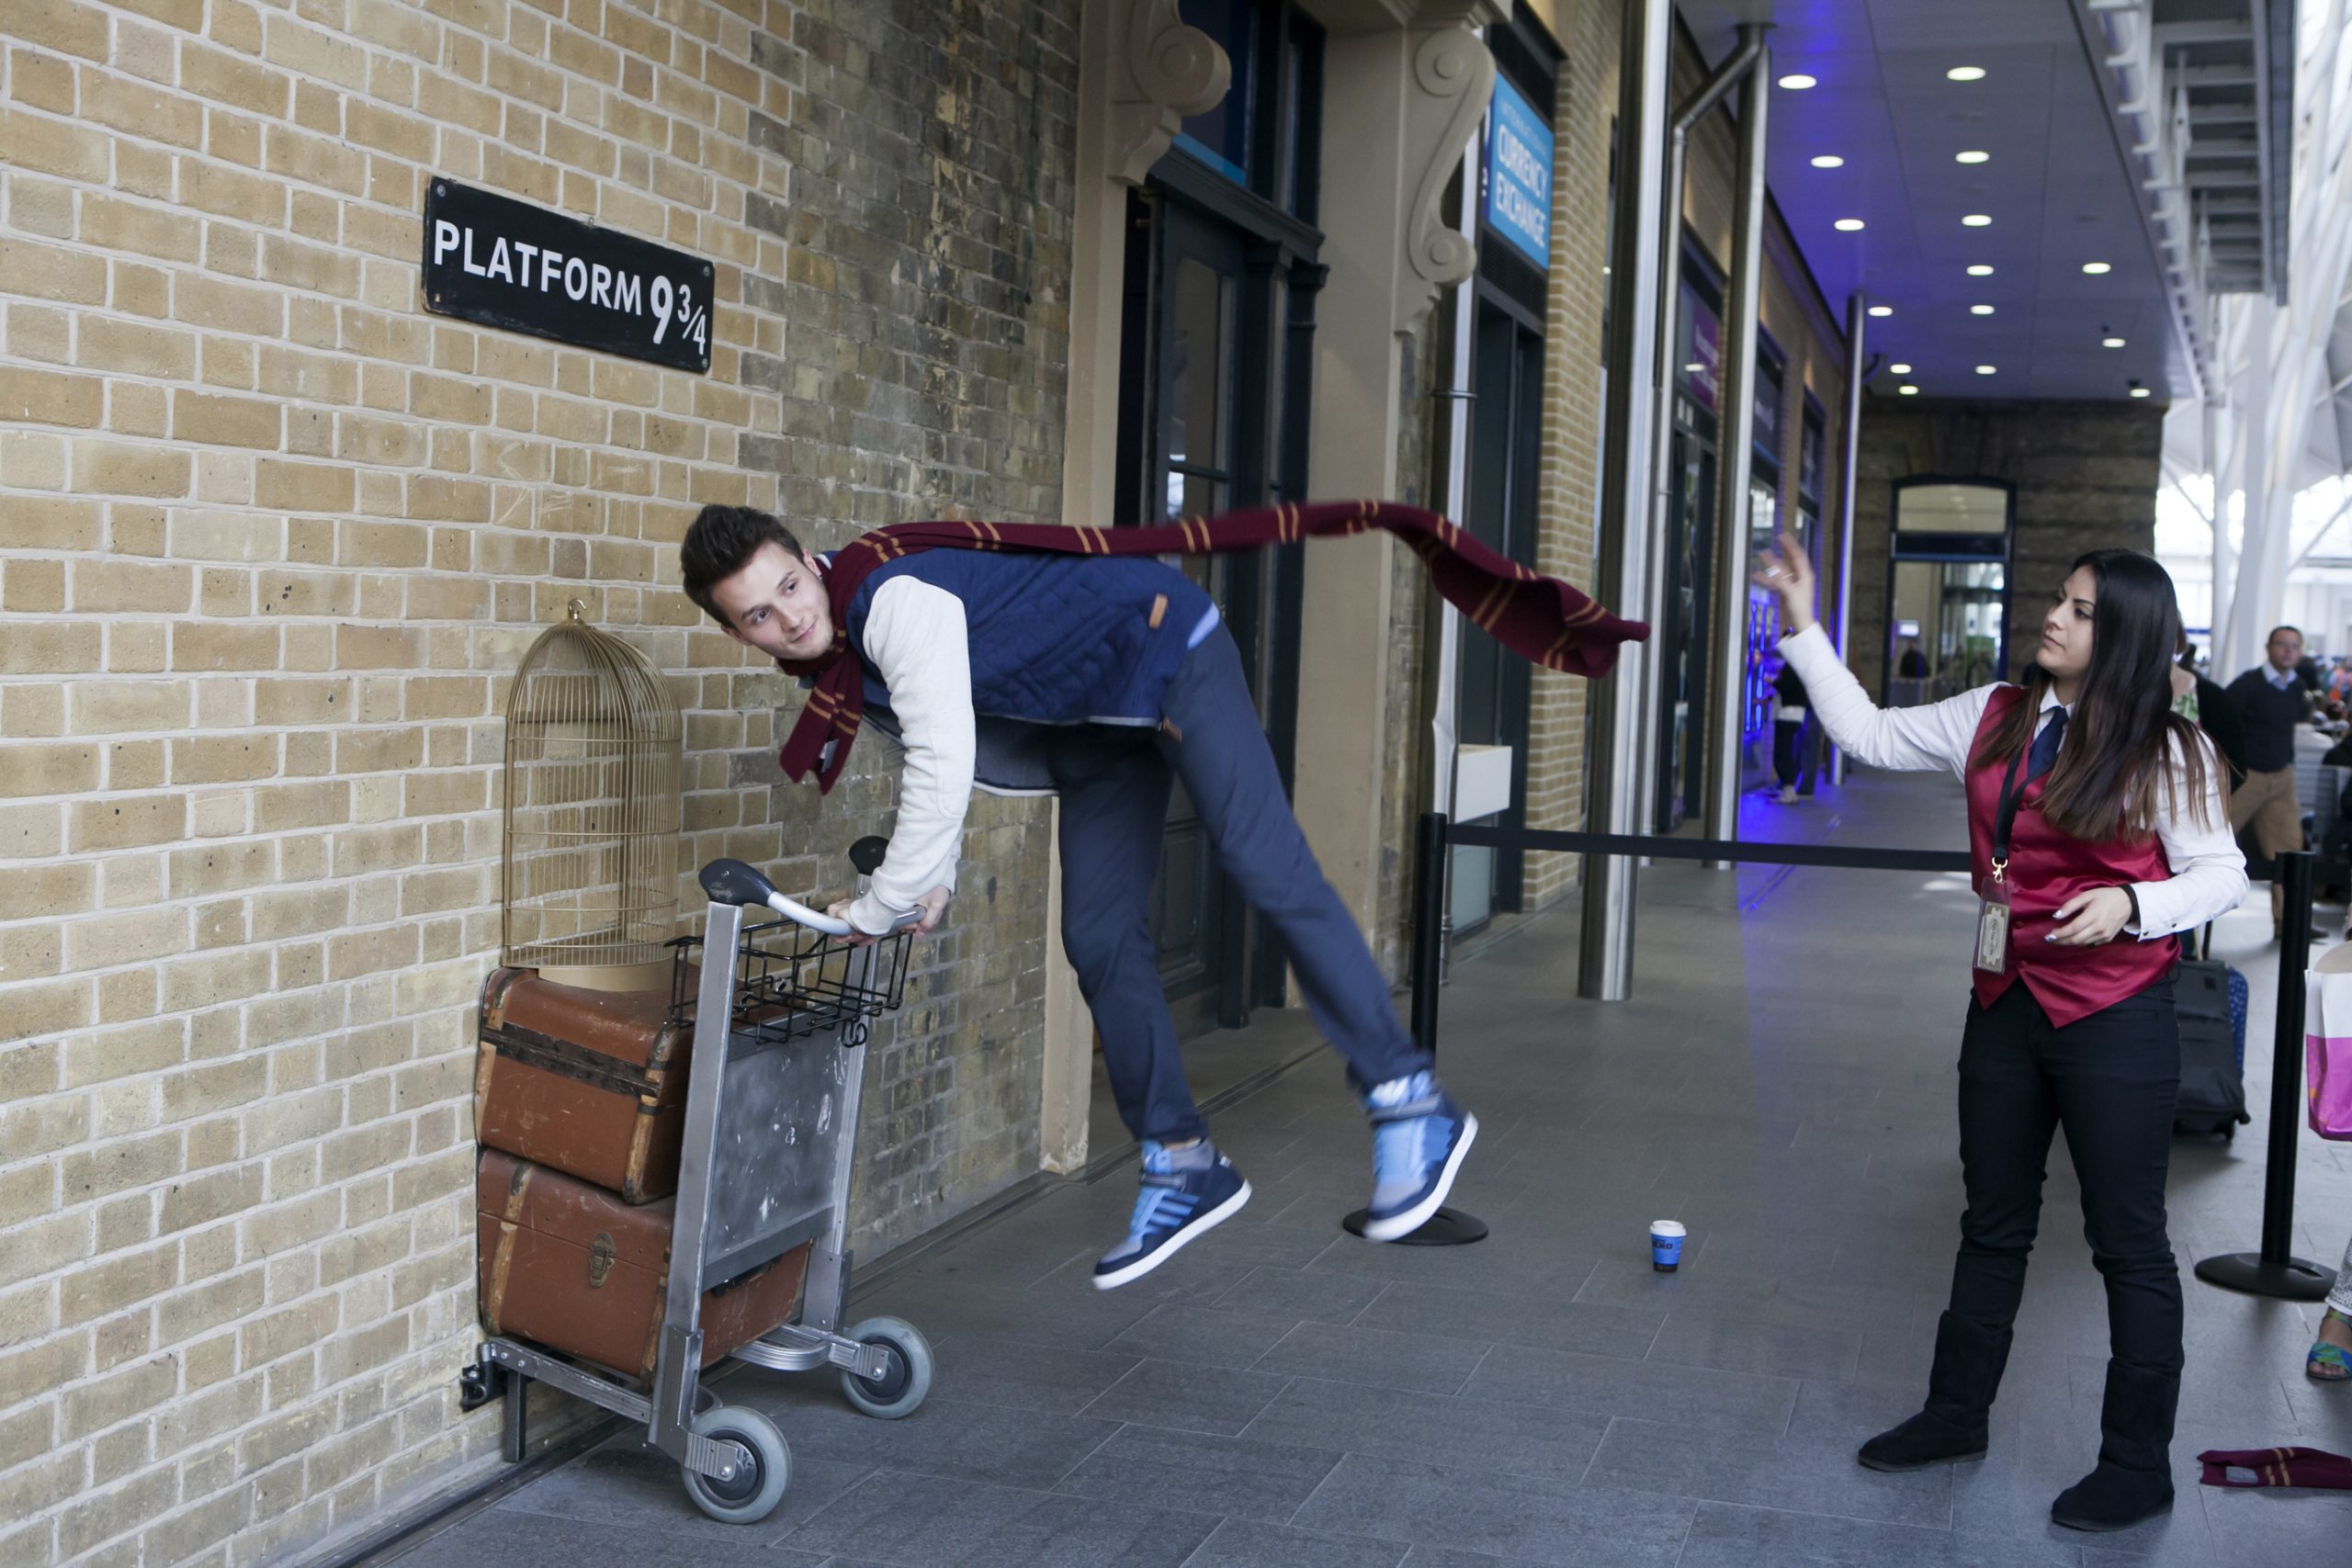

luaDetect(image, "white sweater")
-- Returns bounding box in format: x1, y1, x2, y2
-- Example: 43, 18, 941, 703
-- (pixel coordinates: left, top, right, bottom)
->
843, 576, 974, 935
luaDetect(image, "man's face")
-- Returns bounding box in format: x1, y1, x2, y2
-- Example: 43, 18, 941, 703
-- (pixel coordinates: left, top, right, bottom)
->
2268, 629, 2303, 672
709, 540, 832, 660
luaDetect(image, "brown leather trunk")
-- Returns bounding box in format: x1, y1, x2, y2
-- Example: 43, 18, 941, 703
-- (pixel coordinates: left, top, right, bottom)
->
475, 1148, 807, 1379
475, 967, 693, 1203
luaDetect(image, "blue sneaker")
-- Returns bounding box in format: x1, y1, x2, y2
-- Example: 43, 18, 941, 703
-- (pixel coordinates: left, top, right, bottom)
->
1091, 1140, 1251, 1291
1361, 1072, 1476, 1241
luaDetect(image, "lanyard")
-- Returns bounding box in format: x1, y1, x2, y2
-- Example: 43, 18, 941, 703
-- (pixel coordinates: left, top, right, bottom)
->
1989, 714, 2058, 881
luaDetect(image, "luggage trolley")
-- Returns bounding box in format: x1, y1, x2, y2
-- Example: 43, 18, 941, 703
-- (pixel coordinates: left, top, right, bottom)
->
461, 844, 935, 1524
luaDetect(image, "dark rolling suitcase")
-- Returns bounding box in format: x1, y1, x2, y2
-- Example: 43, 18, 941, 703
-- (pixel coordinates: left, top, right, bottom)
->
476, 1148, 808, 1379
476, 967, 693, 1203
2174, 958, 2249, 1138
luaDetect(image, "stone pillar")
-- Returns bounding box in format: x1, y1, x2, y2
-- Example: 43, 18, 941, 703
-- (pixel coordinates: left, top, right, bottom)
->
1294, 3, 1497, 937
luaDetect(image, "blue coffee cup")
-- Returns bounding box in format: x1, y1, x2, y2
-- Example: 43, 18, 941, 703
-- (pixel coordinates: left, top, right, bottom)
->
1649, 1220, 1686, 1271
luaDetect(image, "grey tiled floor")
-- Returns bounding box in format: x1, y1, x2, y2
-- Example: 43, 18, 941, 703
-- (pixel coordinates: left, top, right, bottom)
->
395, 772, 2352, 1568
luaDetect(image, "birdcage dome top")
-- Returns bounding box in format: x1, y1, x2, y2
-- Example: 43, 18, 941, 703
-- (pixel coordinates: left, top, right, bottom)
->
507, 599, 682, 739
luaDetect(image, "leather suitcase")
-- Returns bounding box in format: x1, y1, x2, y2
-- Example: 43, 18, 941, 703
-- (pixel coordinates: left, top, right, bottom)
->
475, 967, 693, 1203
476, 1148, 807, 1379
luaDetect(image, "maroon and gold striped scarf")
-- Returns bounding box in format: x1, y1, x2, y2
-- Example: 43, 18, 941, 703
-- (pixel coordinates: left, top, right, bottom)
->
776, 498, 1647, 793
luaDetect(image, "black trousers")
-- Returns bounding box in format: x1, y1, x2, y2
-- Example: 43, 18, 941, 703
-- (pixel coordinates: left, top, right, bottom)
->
1948, 978, 2184, 1379
1772, 719, 1804, 790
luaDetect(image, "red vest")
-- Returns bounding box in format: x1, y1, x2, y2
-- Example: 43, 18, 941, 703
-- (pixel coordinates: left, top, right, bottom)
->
1966, 687, 2177, 1026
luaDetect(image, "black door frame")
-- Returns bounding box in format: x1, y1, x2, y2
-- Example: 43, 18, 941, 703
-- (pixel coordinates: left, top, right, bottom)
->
1112, 156, 1325, 1032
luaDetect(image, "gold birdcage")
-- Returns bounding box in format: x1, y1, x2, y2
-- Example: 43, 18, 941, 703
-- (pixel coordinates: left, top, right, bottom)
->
502, 600, 683, 992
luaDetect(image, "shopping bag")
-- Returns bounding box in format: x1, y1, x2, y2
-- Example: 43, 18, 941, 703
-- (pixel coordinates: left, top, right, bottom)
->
2306, 956, 2352, 1141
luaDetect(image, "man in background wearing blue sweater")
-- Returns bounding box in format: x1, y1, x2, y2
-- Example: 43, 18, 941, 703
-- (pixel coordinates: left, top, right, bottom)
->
2226, 626, 2332, 938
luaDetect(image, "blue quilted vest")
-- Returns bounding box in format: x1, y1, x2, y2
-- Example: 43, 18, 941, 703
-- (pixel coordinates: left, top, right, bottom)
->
842, 551, 1216, 729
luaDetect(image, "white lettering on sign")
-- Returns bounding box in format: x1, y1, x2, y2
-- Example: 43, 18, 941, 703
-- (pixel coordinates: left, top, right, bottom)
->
1496, 127, 1549, 200
431, 219, 708, 357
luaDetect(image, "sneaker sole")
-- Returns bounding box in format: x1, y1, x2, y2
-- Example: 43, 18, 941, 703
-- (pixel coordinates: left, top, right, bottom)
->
1361, 1113, 1478, 1242
1091, 1180, 1252, 1291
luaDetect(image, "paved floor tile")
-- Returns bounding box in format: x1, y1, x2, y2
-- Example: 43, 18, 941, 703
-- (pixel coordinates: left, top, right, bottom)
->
782, 1470, 1214, 1567
1053, 1424, 1345, 1524
1250, 1320, 1492, 1397
1078, 1357, 1292, 1435
1287, 1453, 1696, 1568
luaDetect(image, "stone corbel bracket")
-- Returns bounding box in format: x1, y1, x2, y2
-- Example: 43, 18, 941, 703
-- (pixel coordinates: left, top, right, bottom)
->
1108, 0, 1233, 186
1406, 24, 1496, 289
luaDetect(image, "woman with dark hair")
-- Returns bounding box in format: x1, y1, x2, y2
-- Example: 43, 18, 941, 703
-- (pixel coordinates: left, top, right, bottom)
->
1754, 535, 2245, 1532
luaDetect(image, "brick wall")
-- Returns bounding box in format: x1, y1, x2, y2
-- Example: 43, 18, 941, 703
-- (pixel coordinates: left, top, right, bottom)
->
1849, 396, 2163, 696
0, 1, 1075, 1563
1519, 0, 1615, 908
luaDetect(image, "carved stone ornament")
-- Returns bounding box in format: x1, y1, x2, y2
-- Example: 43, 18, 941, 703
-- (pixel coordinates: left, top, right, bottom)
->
1406, 25, 1496, 288
1109, 0, 1234, 186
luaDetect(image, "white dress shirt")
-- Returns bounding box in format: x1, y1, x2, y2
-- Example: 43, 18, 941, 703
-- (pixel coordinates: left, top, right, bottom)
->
1778, 624, 2246, 940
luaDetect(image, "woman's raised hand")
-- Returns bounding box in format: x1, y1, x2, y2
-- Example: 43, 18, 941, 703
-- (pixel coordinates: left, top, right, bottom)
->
1751, 530, 1817, 634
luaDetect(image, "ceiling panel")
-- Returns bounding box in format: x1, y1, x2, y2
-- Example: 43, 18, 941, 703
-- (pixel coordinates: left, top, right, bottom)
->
1675, 0, 2189, 403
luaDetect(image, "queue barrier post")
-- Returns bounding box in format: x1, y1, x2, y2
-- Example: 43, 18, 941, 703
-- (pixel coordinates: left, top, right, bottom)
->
1342, 812, 1488, 1247
2193, 850, 2332, 1301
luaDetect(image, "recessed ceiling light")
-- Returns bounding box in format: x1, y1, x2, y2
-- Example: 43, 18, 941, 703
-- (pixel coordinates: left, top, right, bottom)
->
1948, 65, 1986, 82
1970, 304, 1996, 315
1868, 305, 1894, 317
1962, 214, 1993, 227
1966, 265, 1995, 276
1779, 73, 1818, 90
1890, 362, 1913, 374
2082, 261, 2112, 275
1955, 151, 1989, 164
2102, 335, 2126, 348
2130, 386, 2152, 398
1683, 363, 1703, 373
1899, 385, 1920, 395
1810, 154, 1845, 168
1834, 218, 1866, 231
1975, 364, 1997, 375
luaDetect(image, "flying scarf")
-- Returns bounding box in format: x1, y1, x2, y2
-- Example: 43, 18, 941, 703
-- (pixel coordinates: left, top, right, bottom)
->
776, 498, 1647, 794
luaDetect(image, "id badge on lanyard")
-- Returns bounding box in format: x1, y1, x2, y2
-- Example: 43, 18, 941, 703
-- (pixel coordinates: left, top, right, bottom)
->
1976, 744, 2031, 976
1974, 869, 2011, 974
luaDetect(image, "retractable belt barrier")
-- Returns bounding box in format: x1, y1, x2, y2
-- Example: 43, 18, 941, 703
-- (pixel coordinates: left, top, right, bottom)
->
1410, 812, 2328, 1300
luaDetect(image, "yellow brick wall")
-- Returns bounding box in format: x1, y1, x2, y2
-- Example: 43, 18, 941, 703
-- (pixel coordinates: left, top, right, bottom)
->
1519, 0, 1615, 908
0, 2, 1076, 1563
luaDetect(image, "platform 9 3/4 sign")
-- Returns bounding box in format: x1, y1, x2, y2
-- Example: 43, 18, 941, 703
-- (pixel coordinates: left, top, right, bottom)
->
422, 180, 712, 374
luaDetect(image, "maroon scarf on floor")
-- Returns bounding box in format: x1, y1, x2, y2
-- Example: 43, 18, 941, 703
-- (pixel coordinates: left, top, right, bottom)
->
775, 498, 1648, 794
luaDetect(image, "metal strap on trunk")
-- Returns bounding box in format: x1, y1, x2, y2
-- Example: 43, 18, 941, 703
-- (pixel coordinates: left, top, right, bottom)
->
481, 1021, 662, 1100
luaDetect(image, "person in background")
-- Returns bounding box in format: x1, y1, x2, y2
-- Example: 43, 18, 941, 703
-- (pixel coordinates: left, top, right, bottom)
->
2225, 626, 2325, 939
1754, 533, 2245, 1533
2173, 635, 2245, 786
1899, 640, 1929, 679
2308, 1238, 2352, 1382
1771, 657, 1810, 805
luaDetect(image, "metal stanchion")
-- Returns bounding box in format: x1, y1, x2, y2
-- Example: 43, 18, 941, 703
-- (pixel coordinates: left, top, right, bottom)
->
2194, 851, 2332, 1300
1343, 812, 1487, 1246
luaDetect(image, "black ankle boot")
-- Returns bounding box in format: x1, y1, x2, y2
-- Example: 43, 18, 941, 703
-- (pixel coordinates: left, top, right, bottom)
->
2051, 1361, 2177, 1531
1857, 1312, 2012, 1472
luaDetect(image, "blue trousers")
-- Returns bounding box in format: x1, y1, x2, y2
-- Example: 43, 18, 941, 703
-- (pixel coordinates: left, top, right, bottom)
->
1048, 626, 1430, 1144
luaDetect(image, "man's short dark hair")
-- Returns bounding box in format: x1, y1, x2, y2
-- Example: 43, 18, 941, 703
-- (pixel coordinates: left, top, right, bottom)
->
2268, 626, 2302, 643
681, 505, 804, 627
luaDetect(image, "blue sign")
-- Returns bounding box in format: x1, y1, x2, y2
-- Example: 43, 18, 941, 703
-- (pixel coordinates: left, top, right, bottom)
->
1484, 78, 1553, 269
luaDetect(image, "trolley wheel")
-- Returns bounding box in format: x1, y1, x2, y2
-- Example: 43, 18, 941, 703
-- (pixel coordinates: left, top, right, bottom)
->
680, 1406, 789, 1525
838, 1316, 933, 1419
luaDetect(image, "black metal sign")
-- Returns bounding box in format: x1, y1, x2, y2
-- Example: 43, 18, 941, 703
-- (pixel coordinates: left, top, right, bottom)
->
422, 179, 712, 374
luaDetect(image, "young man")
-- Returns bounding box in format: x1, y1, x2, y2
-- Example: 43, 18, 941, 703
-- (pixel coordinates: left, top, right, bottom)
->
680, 504, 1477, 1288
2224, 626, 2332, 939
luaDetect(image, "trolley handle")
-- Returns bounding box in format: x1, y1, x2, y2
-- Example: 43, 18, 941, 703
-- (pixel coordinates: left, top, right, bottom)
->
697, 855, 921, 938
